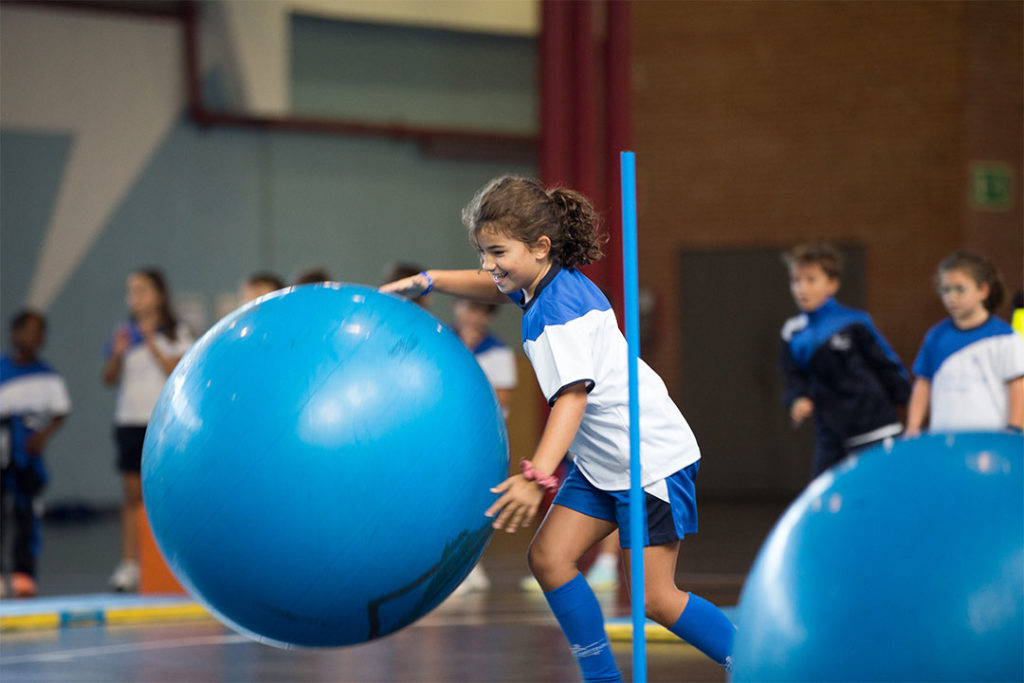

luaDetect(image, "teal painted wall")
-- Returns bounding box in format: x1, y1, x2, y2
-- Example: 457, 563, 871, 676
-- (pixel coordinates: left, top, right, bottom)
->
290, 15, 536, 133
1, 17, 535, 506
1, 132, 73, 312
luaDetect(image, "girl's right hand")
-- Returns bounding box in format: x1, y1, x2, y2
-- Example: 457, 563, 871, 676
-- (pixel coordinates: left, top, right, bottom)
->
485, 474, 545, 533
379, 273, 429, 299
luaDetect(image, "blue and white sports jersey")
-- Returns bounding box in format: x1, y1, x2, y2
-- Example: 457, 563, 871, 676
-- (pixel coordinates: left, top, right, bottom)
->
913, 316, 1024, 432
1, 355, 70, 476
509, 264, 699, 492
105, 321, 193, 425
0, 355, 71, 431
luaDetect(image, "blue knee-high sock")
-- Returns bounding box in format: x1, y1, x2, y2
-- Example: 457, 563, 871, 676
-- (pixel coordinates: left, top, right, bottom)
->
668, 592, 736, 667
543, 573, 622, 683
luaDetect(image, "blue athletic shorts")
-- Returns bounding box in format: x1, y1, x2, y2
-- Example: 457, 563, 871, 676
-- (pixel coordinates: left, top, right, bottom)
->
552, 461, 700, 548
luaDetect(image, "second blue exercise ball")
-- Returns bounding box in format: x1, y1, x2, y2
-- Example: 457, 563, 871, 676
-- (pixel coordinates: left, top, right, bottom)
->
142, 284, 509, 647
731, 432, 1023, 682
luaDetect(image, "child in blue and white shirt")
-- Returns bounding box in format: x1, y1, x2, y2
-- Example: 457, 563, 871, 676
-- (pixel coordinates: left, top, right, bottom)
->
450, 299, 517, 595
382, 176, 734, 682
453, 299, 517, 418
907, 252, 1024, 435
0, 310, 70, 597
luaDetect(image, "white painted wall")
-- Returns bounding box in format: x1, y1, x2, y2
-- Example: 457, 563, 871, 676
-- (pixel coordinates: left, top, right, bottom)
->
1, 6, 183, 311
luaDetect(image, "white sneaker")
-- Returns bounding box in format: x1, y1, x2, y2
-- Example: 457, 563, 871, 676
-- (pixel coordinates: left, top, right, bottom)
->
450, 565, 490, 597
109, 559, 139, 592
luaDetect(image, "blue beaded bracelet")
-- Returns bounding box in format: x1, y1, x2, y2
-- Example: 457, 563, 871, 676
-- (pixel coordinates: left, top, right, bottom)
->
418, 271, 434, 296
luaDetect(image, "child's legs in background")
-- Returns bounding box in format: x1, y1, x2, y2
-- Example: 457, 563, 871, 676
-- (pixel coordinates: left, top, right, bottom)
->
120, 472, 142, 562
0, 466, 43, 596
114, 425, 146, 571
11, 490, 41, 577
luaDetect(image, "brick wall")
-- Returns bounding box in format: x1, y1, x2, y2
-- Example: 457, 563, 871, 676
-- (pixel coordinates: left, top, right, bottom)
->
632, 0, 1021, 400
961, 1, 1023, 299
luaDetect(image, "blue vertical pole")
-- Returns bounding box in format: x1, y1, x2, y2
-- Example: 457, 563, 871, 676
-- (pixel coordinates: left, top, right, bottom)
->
620, 151, 646, 682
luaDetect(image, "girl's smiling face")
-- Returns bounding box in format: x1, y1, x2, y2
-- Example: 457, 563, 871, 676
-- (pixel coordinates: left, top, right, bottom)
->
475, 226, 552, 301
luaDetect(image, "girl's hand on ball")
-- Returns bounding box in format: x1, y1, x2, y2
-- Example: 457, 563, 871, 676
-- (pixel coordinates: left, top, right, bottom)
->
379, 274, 427, 298
485, 474, 544, 533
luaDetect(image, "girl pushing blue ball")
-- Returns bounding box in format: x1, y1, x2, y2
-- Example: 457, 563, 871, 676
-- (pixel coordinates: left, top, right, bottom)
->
382, 176, 735, 682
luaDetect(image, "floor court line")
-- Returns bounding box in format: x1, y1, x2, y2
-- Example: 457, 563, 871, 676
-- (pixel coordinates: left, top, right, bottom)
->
0, 633, 253, 664
0, 611, 560, 664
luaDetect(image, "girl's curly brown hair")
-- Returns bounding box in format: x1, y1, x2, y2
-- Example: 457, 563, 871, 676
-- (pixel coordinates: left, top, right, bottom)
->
462, 176, 605, 268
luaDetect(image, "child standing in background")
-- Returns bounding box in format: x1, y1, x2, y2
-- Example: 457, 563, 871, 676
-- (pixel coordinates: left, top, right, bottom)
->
102, 269, 193, 592
906, 252, 1024, 435
450, 299, 517, 595
383, 176, 735, 681
779, 243, 911, 478
0, 310, 70, 598
453, 300, 517, 417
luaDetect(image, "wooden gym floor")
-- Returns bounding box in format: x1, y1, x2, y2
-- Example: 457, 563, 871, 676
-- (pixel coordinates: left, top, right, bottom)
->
0, 499, 786, 682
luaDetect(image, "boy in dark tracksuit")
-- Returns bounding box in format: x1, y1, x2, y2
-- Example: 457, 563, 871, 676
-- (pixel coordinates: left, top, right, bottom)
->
780, 243, 910, 478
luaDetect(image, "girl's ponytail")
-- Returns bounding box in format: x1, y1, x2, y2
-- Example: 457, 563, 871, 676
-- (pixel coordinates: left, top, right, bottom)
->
547, 187, 604, 268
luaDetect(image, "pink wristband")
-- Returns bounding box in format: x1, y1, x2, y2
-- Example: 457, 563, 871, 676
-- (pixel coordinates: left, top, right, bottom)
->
520, 460, 560, 491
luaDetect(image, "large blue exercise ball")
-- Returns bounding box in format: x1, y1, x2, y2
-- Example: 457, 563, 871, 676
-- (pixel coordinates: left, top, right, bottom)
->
142, 284, 509, 648
731, 432, 1023, 681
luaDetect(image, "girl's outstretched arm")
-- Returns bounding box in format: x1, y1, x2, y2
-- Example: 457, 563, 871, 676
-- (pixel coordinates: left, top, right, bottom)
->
380, 269, 507, 304
486, 382, 588, 533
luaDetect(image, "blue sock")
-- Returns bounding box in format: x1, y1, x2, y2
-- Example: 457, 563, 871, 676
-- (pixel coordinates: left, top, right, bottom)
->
668, 592, 736, 667
543, 573, 622, 683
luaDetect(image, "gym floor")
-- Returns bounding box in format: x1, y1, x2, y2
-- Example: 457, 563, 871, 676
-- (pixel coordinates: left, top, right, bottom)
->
1, 499, 787, 682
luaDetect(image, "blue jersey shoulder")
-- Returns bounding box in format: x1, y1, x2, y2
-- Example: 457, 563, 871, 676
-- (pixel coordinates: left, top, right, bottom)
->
522, 267, 611, 343
521, 266, 611, 343
474, 333, 508, 355
913, 316, 1014, 378
786, 298, 873, 368
0, 354, 56, 384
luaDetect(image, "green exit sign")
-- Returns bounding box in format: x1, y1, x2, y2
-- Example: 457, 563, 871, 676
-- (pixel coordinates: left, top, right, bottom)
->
969, 162, 1013, 211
